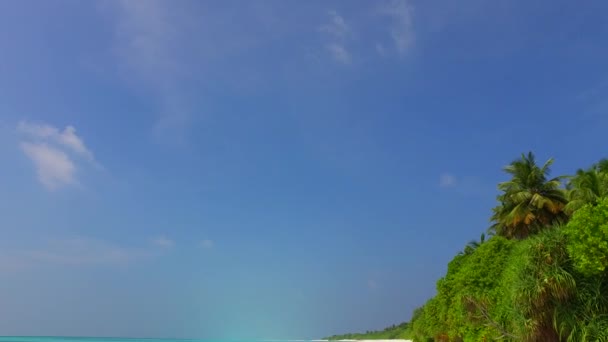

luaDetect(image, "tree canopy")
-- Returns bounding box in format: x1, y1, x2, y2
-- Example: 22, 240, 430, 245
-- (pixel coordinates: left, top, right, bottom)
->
490, 152, 568, 239
333, 153, 608, 342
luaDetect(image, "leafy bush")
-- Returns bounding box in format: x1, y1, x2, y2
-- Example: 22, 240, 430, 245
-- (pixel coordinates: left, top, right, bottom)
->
326, 322, 411, 340
500, 228, 574, 341
409, 236, 515, 341
564, 197, 608, 276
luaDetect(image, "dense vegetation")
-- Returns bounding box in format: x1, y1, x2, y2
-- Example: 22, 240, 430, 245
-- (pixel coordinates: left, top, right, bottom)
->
329, 153, 608, 341
326, 322, 410, 340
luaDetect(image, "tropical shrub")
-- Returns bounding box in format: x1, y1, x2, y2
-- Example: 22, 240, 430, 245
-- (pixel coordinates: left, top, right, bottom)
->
409, 236, 515, 341
501, 228, 574, 341
564, 197, 608, 276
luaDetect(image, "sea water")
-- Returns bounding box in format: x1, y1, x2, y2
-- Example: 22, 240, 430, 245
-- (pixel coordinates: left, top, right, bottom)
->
0, 338, 320, 342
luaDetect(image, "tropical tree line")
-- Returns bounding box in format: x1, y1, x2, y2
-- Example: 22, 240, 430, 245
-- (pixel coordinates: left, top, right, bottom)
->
330, 152, 608, 341
408, 152, 608, 341
326, 322, 411, 340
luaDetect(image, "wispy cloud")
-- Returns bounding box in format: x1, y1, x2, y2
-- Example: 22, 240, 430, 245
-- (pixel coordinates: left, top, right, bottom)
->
320, 10, 350, 38
326, 43, 352, 64
17, 121, 99, 190
0, 237, 151, 272
150, 236, 175, 249
439, 173, 457, 188
318, 3, 415, 63
110, 0, 193, 140
319, 10, 352, 64
113, 0, 178, 85
20, 142, 77, 190
17, 121, 96, 162
200, 239, 214, 249
379, 0, 415, 55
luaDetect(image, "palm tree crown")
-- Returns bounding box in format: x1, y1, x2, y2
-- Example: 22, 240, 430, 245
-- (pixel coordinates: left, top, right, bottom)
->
565, 159, 608, 213
490, 152, 568, 239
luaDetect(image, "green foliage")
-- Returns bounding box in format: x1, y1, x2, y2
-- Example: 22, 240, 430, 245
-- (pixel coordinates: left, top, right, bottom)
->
554, 272, 608, 341
500, 227, 608, 341
409, 236, 515, 341
491, 152, 568, 239
564, 197, 608, 276
410, 297, 445, 341
460, 233, 486, 256
501, 228, 575, 341
565, 163, 608, 214
336, 154, 608, 342
326, 322, 411, 340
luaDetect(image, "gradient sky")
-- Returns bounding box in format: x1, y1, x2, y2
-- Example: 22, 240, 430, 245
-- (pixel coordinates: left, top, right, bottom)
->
1, 0, 607, 339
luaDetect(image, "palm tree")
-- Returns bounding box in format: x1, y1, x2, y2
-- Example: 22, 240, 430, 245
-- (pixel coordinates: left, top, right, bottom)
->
461, 233, 486, 255
565, 159, 608, 214
597, 158, 608, 173
490, 152, 568, 239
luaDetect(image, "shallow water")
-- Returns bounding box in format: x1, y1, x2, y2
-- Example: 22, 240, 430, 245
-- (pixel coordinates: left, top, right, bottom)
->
0, 338, 316, 342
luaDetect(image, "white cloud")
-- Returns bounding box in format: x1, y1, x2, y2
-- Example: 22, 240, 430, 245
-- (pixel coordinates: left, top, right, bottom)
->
319, 10, 352, 64
16, 121, 57, 139
0, 237, 150, 271
319, 10, 350, 38
151, 236, 175, 249
200, 239, 214, 249
110, 0, 195, 140
113, 0, 178, 84
17, 121, 98, 190
20, 142, 77, 190
56, 126, 95, 161
439, 173, 457, 188
326, 43, 351, 64
17, 121, 96, 162
379, 0, 415, 55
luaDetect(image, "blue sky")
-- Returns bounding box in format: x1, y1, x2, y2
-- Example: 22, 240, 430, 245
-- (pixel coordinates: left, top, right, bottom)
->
1, 0, 608, 339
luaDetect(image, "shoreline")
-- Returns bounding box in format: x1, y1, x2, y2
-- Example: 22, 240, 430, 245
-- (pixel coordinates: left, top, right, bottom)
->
323, 340, 412, 342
